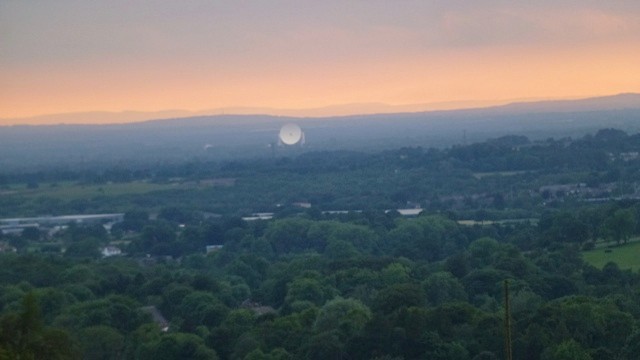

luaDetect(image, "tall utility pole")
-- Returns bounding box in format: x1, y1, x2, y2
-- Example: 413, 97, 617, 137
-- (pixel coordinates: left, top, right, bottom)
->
504, 279, 513, 360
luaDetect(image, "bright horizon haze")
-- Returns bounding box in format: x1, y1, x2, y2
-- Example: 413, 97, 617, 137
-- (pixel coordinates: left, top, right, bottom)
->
1, 1, 639, 125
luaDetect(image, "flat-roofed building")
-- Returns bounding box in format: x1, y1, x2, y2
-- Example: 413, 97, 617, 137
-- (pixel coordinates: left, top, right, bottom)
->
0, 213, 124, 235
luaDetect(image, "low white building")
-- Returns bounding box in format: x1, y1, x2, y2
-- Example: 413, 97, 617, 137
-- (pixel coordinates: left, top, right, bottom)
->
101, 246, 122, 257
206, 244, 224, 254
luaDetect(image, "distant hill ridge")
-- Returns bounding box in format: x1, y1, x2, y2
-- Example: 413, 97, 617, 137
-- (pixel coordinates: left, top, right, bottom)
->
492, 93, 640, 113
1, 93, 639, 172
2, 93, 639, 127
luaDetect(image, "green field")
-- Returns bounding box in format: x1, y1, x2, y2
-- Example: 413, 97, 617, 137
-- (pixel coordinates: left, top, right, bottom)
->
582, 240, 640, 271
2, 181, 177, 200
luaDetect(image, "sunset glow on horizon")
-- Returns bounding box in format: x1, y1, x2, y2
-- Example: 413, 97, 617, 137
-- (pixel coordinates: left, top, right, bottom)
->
1, 1, 639, 124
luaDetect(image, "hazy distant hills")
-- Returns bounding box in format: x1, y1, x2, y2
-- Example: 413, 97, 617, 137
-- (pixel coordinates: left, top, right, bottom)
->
1, 93, 639, 172
3, 93, 639, 126
485, 93, 640, 114
0, 100, 499, 125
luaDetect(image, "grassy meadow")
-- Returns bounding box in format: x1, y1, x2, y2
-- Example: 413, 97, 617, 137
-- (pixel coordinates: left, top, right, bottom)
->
582, 239, 640, 271
2, 181, 176, 201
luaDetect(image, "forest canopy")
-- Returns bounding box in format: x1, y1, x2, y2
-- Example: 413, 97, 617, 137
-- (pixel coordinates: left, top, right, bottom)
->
2, 128, 640, 359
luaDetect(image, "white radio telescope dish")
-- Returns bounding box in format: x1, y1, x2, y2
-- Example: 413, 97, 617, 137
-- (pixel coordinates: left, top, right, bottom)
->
279, 123, 304, 146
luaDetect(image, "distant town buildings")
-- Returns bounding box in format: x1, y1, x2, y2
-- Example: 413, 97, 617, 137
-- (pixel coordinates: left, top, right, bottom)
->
391, 208, 424, 216
242, 213, 274, 221
101, 246, 123, 257
205, 245, 224, 254
0, 213, 124, 235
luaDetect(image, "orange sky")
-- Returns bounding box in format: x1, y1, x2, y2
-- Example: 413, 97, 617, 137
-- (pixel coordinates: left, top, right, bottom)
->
1, 1, 639, 124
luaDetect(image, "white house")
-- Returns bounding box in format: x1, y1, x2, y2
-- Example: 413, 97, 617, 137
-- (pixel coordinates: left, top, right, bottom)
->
101, 246, 122, 257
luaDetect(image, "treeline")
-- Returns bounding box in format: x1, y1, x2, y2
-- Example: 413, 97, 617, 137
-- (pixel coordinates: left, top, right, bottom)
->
3, 128, 640, 358
2, 208, 640, 359
3, 128, 640, 219
2, 128, 637, 184
8, 197, 638, 259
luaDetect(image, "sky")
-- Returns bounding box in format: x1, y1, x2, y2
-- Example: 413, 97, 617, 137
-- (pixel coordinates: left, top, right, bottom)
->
1, 0, 640, 124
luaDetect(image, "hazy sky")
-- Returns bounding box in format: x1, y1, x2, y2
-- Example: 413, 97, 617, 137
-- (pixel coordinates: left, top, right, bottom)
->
1, 1, 639, 122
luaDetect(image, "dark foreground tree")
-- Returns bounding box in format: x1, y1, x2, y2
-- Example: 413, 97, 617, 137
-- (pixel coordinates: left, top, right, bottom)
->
0, 292, 75, 359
